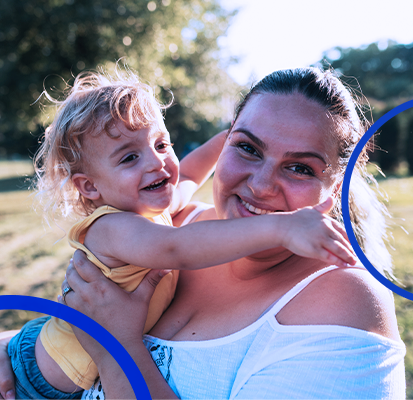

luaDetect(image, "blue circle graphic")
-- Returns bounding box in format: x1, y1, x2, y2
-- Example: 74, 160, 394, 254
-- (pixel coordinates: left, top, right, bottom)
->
342, 99, 413, 301
0, 295, 151, 399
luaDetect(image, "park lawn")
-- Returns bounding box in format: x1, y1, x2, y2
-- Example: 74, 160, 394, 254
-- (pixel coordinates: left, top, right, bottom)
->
379, 176, 413, 397
0, 161, 412, 396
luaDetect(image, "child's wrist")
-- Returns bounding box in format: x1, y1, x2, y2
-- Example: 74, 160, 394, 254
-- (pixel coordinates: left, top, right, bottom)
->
268, 213, 286, 248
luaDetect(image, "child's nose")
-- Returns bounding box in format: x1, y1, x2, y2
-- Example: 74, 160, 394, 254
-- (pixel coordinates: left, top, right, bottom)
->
146, 148, 165, 172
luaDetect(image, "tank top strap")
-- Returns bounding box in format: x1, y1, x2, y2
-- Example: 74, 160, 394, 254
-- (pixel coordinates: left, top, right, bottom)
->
268, 265, 341, 317
181, 202, 214, 226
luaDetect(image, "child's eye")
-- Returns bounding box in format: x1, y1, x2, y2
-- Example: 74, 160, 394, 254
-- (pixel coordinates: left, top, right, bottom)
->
156, 142, 173, 151
237, 142, 259, 156
287, 164, 314, 176
121, 154, 138, 163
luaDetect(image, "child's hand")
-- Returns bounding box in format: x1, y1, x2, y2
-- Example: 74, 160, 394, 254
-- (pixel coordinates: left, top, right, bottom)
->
279, 197, 357, 267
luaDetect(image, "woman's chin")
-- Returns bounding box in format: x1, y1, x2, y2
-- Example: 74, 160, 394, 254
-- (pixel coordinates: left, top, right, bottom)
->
246, 247, 293, 262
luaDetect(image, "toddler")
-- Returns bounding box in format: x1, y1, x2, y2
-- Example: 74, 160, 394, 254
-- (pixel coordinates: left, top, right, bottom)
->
8, 69, 357, 399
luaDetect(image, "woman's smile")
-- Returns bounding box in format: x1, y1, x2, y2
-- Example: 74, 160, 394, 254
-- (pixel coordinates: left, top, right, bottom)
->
240, 198, 275, 215
236, 196, 282, 217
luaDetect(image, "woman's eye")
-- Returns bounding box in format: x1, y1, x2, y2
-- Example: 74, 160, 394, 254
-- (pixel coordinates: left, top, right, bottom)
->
288, 164, 314, 176
237, 142, 258, 156
121, 154, 138, 163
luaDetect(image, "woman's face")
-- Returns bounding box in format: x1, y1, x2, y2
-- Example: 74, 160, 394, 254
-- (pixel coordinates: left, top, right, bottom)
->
213, 93, 342, 221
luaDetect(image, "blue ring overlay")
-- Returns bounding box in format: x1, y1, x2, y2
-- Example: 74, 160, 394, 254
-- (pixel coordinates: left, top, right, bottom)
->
342, 99, 413, 301
0, 295, 151, 399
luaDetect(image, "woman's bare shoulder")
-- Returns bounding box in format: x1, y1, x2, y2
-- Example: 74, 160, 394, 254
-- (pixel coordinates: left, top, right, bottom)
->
276, 267, 401, 341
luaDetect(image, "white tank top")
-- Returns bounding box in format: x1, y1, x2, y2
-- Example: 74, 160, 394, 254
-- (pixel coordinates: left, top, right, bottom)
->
142, 265, 405, 399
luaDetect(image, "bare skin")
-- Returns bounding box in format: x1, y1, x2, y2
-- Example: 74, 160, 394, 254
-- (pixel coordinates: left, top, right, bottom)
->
69, 93, 400, 398
59, 211, 400, 400
0, 92, 402, 399
151, 206, 399, 343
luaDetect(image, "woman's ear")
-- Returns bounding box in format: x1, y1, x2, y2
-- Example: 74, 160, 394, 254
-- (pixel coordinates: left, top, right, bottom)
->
72, 173, 100, 201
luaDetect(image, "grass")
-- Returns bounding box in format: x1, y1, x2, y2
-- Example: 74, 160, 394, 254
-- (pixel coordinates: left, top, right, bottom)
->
0, 161, 412, 396
378, 176, 413, 397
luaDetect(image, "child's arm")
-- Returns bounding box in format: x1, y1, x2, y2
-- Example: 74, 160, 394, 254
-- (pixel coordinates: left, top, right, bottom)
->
85, 197, 357, 271
169, 130, 227, 216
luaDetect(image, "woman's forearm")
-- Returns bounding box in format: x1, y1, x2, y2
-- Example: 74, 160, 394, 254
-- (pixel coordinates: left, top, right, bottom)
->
65, 262, 178, 399
178, 130, 227, 189
169, 130, 227, 215
0, 331, 19, 400
98, 342, 178, 400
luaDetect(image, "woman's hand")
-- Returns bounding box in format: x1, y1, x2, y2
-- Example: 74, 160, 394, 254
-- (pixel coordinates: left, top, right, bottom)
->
0, 330, 20, 400
62, 250, 170, 365
62, 250, 176, 399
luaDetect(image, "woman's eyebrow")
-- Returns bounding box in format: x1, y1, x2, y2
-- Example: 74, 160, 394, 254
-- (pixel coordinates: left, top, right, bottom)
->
232, 128, 267, 150
284, 151, 327, 165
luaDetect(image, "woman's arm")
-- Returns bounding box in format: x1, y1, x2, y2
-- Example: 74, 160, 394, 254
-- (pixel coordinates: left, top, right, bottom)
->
0, 331, 20, 400
169, 130, 227, 216
63, 251, 178, 399
96, 342, 178, 400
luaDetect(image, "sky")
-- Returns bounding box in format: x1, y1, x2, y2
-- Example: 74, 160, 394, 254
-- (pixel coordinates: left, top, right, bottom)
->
219, 0, 413, 85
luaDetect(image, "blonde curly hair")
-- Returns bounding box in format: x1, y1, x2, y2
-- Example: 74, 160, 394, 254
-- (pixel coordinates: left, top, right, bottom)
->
33, 68, 168, 219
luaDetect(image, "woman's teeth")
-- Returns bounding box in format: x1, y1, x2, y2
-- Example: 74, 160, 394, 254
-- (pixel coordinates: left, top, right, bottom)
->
240, 199, 274, 215
145, 179, 166, 190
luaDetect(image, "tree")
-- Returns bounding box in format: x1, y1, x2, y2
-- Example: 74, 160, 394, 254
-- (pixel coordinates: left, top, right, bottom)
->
318, 41, 413, 101
406, 117, 413, 175
0, 0, 239, 158
374, 109, 401, 173
315, 41, 413, 174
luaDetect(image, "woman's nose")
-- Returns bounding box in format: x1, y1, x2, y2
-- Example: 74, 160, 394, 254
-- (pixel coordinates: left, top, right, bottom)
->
248, 164, 281, 198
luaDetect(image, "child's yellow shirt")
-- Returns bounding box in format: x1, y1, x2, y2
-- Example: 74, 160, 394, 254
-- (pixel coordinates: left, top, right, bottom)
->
39, 206, 179, 390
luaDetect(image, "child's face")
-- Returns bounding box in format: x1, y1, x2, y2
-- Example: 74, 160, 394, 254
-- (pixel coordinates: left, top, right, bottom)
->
78, 111, 179, 218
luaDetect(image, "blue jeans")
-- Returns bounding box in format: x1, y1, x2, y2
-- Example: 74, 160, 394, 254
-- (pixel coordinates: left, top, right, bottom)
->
8, 316, 82, 399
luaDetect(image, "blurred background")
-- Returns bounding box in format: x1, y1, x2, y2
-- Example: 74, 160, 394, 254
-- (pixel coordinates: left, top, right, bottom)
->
1, 0, 413, 396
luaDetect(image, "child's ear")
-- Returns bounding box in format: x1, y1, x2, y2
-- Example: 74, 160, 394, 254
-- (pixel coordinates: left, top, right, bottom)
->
72, 173, 100, 200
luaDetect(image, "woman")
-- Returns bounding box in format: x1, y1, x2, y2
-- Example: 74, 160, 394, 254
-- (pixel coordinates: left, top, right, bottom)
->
0, 68, 406, 399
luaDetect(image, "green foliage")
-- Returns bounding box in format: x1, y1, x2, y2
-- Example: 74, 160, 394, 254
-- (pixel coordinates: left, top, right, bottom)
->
316, 41, 413, 175
374, 108, 401, 173
0, 0, 239, 158
319, 41, 413, 100
406, 118, 413, 175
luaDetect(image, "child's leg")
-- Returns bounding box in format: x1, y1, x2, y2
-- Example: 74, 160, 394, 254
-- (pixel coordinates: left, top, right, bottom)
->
35, 335, 83, 393
8, 316, 82, 399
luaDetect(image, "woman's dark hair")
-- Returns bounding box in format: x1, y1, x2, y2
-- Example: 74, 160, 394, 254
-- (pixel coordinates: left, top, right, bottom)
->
230, 67, 391, 274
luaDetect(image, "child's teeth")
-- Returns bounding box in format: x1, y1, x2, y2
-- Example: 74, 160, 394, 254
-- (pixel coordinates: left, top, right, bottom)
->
146, 179, 165, 190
